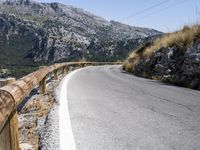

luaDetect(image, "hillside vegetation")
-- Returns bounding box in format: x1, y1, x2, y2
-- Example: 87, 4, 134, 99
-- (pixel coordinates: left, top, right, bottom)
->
123, 24, 200, 90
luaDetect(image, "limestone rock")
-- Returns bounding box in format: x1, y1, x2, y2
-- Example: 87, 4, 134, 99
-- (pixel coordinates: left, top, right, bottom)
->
132, 39, 200, 90
0, 0, 161, 65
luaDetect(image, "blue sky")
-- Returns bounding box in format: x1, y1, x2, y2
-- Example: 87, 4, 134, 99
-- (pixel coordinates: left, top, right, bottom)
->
36, 0, 200, 32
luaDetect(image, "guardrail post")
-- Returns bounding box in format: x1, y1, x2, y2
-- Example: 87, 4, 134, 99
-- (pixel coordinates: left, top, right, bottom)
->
66, 66, 69, 74
39, 76, 46, 95
0, 121, 11, 150
62, 66, 65, 74
0, 79, 6, 87
62, 66, 68, 74
54, 69, 58, 80
0, 78, 19, 150
81, 63, 85, 68
9, 110, 20, 150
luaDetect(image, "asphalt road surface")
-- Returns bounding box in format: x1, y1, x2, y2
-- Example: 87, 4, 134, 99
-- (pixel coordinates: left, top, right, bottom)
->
67, 65, 200, 150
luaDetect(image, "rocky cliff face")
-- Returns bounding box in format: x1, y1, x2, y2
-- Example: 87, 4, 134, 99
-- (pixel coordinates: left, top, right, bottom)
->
0, 0, 161, 65
132, 39, 200, 90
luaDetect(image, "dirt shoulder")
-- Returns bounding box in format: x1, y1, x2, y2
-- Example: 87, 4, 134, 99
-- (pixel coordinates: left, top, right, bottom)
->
18, 74, 65, 150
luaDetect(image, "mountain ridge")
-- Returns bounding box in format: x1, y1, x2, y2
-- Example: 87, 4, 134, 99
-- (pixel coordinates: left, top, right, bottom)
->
0, 0, 162, 67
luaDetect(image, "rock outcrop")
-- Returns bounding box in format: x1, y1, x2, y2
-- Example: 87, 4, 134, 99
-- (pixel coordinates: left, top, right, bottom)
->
132, 39, 200, 90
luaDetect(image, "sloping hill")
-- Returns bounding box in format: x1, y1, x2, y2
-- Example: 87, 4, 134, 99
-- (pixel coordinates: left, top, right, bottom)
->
123, 25, 200, 90
0, 0, 161, 65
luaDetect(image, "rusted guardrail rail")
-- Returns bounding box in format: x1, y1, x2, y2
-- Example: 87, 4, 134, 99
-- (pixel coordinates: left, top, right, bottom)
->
0, 62, 120, 150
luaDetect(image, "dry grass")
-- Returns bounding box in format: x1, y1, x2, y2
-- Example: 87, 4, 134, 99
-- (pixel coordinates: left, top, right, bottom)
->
143, 25, 200, 56
123, 24, 200, 72
122, 53, 139, 72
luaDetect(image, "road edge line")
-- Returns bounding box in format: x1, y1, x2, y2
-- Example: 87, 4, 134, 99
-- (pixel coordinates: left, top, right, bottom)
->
57, 67, 88, 150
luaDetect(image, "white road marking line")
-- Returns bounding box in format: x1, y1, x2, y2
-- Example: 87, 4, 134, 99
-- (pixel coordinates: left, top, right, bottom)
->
58, 67, 90, 150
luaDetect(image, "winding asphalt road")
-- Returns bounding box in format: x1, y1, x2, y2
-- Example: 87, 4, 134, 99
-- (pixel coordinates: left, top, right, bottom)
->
67, 65, 200, 150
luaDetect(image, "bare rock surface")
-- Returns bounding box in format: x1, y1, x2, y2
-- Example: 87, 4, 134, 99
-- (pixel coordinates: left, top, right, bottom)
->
132, 39, 200, 90
0, 0, 161, 65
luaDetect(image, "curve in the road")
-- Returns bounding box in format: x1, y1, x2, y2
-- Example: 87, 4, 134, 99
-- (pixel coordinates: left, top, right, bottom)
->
66, 65, 200, 150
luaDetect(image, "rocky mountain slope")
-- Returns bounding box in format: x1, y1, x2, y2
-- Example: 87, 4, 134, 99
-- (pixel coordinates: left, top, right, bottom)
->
0, 0, 161, 67
123, 25, 200, 90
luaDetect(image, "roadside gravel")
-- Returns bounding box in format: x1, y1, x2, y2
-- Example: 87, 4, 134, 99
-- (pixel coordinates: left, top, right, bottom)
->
18, 75, 64, 150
